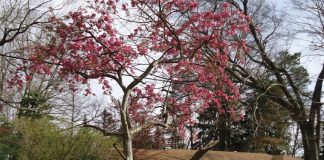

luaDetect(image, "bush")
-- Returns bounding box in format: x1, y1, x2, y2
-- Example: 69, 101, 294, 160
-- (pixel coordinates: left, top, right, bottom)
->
13, 118, 119, 160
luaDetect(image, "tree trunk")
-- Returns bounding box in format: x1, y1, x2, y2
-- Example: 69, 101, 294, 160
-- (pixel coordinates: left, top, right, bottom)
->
190, 125, 194, 149
121, 111, 134, 160
190, 141, 219, 160
292, 124, 300, 157
123, 133, 133, 160
303, 62, 324, 160
299, 122, 319, 160
121, 90, 134, 160
218, 117, 227, 150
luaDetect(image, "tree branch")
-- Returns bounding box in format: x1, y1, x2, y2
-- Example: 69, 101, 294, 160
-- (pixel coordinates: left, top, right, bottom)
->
130, 122, 169, 136
83, 124, 123, 137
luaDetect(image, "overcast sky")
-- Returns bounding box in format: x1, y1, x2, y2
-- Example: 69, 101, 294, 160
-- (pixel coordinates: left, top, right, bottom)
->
277, 0, 324, 88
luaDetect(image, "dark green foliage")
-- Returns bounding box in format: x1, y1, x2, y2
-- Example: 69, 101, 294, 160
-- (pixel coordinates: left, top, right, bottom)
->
194, 93, 291, 154
247, 97, 291, 154
18, 91, 51, 119
194, 104, 247, 151
276, 51, 309, 88
195, 106, 219, 148
263, 51, 310, 94
237, 51, 308, 154
193, 51, 307, 154
0, 116, 20, 160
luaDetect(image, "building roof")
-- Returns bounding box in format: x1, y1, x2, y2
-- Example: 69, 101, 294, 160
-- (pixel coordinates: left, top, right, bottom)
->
136, 149, 302, 160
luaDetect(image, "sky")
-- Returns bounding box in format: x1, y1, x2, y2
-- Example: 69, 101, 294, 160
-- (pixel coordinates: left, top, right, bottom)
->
255, 0, 324, 90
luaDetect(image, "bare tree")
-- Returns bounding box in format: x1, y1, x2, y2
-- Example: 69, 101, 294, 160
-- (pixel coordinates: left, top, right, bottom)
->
0, 0, 86, 123
224, 1, 324, 160
293, 0, 324, 49
0, 0, 50, 117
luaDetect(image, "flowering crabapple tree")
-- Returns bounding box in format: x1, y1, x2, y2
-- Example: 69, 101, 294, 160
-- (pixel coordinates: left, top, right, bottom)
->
25, 0, 248, 159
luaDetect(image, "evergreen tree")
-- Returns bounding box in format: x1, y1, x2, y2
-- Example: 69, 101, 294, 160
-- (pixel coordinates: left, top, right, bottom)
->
17, 91, 52, 119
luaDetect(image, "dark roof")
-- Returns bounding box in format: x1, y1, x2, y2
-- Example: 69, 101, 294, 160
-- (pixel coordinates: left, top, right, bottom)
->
136, 149, 302, 160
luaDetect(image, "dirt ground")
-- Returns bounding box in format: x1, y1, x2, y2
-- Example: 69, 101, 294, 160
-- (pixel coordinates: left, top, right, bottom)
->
135, 149, 302, 160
